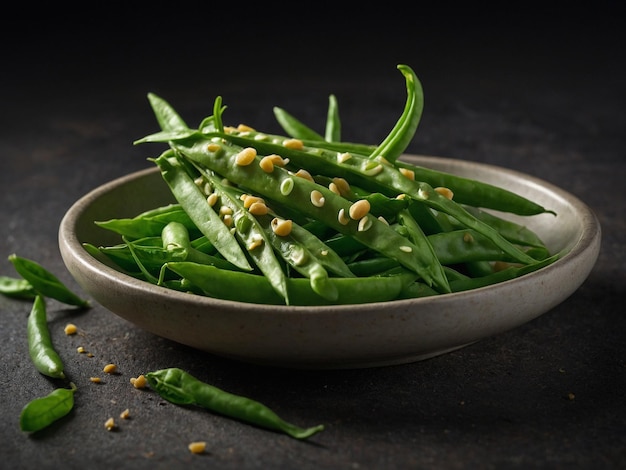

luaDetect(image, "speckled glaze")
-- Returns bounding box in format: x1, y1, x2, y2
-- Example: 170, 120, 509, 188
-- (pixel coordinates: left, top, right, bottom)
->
58, 155, 601, 369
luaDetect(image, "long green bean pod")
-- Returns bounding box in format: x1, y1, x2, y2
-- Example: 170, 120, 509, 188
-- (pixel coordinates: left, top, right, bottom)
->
367, 64, 424, 164
153, 151, 252, 272
145, 367, 324, 440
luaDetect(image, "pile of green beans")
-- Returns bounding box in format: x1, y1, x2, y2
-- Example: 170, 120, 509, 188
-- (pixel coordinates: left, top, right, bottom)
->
3, 254, 90, 433
90, 64, 558, 306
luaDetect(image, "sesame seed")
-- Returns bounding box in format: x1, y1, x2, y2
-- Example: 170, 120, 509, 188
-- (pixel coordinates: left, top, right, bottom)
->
399, 246, 413, 253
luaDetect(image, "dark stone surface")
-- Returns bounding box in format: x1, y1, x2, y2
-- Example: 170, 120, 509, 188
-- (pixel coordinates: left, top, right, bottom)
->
2, 6, 624, 469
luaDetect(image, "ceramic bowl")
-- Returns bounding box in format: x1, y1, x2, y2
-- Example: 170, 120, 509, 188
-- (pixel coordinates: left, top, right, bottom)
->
58, 155, 601, 369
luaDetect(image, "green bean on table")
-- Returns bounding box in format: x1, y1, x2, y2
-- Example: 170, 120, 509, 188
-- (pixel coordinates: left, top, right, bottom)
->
145, 367, 324, 440
88, 63, 559, 306
27, 294, 66, 379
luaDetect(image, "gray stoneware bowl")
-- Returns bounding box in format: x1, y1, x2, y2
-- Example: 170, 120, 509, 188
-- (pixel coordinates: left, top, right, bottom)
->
59, 155, 601, 369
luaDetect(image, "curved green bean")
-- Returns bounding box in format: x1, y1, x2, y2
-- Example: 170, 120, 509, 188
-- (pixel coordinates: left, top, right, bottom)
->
145, 367, 324, 440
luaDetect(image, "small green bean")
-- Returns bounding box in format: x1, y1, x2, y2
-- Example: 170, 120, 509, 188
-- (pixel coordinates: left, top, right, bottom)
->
27, 295, 65, 379
145, 367, 324, 440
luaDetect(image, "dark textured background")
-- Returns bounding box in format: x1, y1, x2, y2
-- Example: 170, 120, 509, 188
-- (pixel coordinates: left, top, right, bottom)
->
2, 5, 624, 469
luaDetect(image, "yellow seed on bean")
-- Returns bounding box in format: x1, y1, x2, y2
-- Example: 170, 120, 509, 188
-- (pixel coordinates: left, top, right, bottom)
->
235, 147, 257, 166
219, 205, 232, 216
283, 138, 304, 150
104, 417, 115, 431
241, 194, 265, 208
399, 168, 415, 180
337, 152, 352, 163
349, 199, 371, 220
64, 323, 77, 335
206, 193, 219, 207
294, 169, 314, 182
358, 215, 372, 232
207, 142, 221, 152
328, 182, 340, 195
435, 186, 454, 200
399, 246, 413, 253
224, 126, 237, 134
362, 163, 383, 176
103, 364, 117, 374
332, 177, 351, 196
338, 208, 350, 225
188, 441, 207, 454
222, 214, 233, 228
247, 239, 264, 250
310, 190, 325, 207
378, 216, 389, 225
237, 124, 255, 132
259, 156, 275, 173
463, 232, 474, 243
194, 176, 204, 187
248, 201, 269, 215
396, 193, 407, 200
267, 154, 287, 166
271, 218, 293, 236
254, 133, 268, 141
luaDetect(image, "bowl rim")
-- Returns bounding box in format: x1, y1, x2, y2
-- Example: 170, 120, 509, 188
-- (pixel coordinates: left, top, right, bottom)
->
59, 154, 602, 314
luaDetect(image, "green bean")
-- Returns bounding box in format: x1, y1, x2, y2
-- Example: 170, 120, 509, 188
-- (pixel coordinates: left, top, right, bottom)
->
448, 255, 560, 292
0, 275, 37, 299
397, 208, 450, 292
166, 262, 416, 305
8, 254, 90, 308
395, 160, 556, 216
145, 367, 324, 440
190, 130, 538, 266
20, 382, 77, 433
170, 138, 450, 292
27, 295, 65, 379
325, 94, 341, 142
272, 106, 325, 141
198, 170, 290, 303
458, 205, 549, 248
153, 151, 252, 272
148, 92, 190, 132
367, 64, 424, 164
